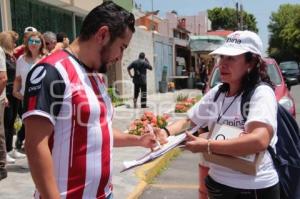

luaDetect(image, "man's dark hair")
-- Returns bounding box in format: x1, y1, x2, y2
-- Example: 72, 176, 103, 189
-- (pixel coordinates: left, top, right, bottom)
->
139, 52, 145, 59
57, 32, 67, 42
79, 1, 135, 42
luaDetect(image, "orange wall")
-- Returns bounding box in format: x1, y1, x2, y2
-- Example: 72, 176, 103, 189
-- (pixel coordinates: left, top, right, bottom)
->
136, 16, 158, 31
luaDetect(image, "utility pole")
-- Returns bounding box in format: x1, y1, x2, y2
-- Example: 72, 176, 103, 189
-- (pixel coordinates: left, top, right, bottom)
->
240, 4, 243, 30
235, 1, 240, 30
151, 0, 154, 30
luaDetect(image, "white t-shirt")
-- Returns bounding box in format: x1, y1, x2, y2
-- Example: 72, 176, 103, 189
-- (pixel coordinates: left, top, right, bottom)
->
16, 55, 34, 96
0, 47, 6, 101
188, 84, 279, 189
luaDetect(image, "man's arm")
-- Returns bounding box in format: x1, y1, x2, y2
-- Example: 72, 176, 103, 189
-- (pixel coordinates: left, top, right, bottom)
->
24, 116, 60, 199
113, 128, 156, 148
127, 63, 134, 78
13, 76, 23, 100
145, 58, 152, 70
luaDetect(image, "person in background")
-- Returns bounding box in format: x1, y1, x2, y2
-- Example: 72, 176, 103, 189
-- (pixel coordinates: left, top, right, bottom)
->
52, 32, 69, 52
13, 31, 45, 151
200, 62, 208, 94
127, 52, 152, 108
155, 31, 280, 199
0, 31, 26, 164
0, 42, 7, 181
13, 26, 37, 59
43, 31, 57, 53
23, 2, 156, 199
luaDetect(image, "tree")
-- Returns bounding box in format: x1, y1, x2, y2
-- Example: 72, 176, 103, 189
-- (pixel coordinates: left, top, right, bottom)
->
208, 7, 258, 32
268, 4, 300, 62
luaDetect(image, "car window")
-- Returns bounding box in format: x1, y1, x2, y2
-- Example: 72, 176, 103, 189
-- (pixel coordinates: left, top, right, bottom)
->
279, 62, 299, 70
209, 64, 282, 88
209, 68, 220, 88
267, 64, 282, 85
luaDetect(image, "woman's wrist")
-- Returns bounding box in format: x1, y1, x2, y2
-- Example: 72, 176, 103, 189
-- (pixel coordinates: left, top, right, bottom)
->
162, 127, 170, 137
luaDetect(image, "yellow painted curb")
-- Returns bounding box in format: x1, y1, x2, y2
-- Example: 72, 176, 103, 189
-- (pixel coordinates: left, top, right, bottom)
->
126, 148, 181, 199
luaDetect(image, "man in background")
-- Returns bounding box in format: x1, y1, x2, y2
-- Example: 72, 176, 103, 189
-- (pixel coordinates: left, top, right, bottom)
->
127, 52, 152, 108
43, 31, 57, 53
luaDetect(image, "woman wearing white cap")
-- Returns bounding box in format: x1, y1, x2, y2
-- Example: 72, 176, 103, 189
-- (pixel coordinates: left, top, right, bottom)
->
155, 30, 279, 198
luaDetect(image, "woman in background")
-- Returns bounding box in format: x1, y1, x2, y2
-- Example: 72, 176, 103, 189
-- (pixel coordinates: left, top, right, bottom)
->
0, 31, 26, 163
13, 31, 45, 150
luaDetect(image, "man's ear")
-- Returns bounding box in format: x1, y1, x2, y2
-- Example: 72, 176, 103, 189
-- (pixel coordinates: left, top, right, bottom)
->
95, 26, 111, 46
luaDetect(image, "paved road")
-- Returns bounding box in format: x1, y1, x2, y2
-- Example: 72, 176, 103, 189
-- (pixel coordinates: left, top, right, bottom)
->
141, 151, 200, 199
290, 85, 300, 125
141, 84, 300, 199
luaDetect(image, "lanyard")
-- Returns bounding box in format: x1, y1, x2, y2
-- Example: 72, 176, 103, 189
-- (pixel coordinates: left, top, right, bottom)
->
217, 92, 240, 123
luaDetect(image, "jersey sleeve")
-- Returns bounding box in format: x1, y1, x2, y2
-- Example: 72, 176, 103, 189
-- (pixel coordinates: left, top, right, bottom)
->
22, 63, 66, 125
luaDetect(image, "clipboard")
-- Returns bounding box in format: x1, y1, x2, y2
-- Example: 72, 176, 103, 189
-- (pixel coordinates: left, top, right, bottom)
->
203, 123, 264, 175
121, 125, 200, 172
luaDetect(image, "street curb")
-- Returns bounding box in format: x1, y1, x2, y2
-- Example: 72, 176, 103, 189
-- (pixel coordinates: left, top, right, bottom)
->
126, 148, 181, 199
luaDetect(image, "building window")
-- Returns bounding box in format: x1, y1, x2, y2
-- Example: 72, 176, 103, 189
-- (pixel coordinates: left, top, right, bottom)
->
75, 15, 84, 37
10, 0, 74, 43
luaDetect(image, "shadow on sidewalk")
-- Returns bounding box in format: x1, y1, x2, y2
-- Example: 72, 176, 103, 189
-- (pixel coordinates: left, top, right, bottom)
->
7, 164, 30, 173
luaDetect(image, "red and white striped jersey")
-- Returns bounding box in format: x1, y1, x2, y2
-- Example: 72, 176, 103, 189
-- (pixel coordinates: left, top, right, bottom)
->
23, 50, 114, 199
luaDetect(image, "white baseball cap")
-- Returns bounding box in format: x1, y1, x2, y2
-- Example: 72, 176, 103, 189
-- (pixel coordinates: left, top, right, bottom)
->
24, 26, 37, 33
210, 30, 263, 56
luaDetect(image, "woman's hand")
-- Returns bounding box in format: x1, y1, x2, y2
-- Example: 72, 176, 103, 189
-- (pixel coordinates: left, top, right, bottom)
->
13, 91, 23, 101
4, 97, 9, 107
184, 133, 208, 153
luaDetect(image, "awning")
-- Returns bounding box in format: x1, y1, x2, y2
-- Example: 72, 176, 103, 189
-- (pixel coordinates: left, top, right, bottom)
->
189, 35, 225, 52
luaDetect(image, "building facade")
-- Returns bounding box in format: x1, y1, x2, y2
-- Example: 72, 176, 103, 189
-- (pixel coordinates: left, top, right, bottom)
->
183, 11, 211, 35
0, 0, 104, 40
0, 0, 134, 38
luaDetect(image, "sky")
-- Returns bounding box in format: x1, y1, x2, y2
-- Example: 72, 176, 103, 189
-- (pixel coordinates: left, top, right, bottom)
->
135, 0, 300, 55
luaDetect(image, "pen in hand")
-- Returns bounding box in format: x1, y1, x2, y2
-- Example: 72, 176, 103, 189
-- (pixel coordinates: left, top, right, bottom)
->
147, 124, 162, 150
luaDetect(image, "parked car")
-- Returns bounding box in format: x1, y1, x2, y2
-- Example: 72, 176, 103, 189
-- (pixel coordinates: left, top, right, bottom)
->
279, 61, 300, 89
207, 58, 296, 117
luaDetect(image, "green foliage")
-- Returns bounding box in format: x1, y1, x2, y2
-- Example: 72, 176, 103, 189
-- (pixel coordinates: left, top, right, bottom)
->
208, 7, 258, 32
107, 88, 124, 107
268, 4, 300, 62
176, 94, 189, 102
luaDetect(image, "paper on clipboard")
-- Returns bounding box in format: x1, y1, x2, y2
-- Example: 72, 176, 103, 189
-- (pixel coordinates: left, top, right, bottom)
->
121, 126, 199, 172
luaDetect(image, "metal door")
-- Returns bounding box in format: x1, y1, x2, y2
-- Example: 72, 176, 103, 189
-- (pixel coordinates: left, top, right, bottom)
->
154, 42, 173, 91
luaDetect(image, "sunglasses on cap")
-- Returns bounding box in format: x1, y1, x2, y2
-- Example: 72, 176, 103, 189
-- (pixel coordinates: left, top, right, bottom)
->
28, 38, 41, 45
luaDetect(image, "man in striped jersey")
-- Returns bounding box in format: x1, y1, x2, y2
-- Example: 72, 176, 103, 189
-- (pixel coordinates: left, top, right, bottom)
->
22, 1, 157, 199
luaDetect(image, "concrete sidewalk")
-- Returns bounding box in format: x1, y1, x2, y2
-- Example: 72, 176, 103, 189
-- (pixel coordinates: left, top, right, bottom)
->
0, 89, 201, 199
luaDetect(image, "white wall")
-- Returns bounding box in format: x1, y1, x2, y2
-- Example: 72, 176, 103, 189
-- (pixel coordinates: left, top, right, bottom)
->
158, 12, 178, 38
38, 0, 103, 15
158, 11, 212, 37
116, 27, 155, 98
183, 11, 211, 35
